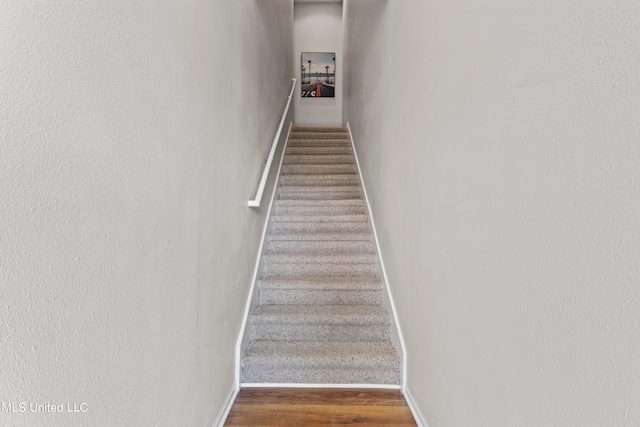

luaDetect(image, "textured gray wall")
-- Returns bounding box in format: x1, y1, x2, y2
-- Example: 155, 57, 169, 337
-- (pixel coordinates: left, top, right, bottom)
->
344, 0, 640, 425
0, 1, 293, 425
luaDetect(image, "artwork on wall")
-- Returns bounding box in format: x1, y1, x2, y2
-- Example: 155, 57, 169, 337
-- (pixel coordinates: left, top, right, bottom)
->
301, 52, 335, 98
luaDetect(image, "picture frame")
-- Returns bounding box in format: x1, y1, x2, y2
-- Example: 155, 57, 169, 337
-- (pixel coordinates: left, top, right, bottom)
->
301, 52, 335, 98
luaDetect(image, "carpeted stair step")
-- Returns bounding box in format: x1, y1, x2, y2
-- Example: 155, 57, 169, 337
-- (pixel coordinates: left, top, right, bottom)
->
274, 199, 365, 216
272, 214, 367, 223
264, 252, 376, 264
279, 186, 362, 200
279, 185, 361, 194
278, 190, 361, 201
268, 232, 373, 253
241, 125, 400, 386
284, 154, 355, 165
242, 340, 401, 384
280, 174, 359, 187
263, 252, 377, 277
285, 146, 352, 155
258, 276, 383, 305
292, 126, 348, 133
287, 139, 351, 148
290, 132, 349, 140
282, 164, 357, 175
250, 305, 389, 341
271, 218, 368, 233
259, 276, 382, 291
271, 221, 367, 233
268, 240, 371, 253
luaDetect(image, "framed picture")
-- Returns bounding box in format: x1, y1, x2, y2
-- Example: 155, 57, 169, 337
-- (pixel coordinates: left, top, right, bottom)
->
301, 52, 335, 98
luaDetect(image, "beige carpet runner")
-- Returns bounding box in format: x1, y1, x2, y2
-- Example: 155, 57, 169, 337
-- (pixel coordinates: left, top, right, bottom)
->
241, 126, 401, 385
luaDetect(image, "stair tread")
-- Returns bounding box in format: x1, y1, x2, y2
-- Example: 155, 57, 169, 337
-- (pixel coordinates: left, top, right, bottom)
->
272, 214, 367, 223
280, 185, 361, 192
292, 126, 347, 132
259, 286, 382, 305
287, 140, 351, 146
276, 199, 364, 206
281, 173, 357, 178
258, 276, 382, 290
285, 154, 353, 159
286, 147, 352, 154
264, 252, 376, 264
290, 133, 349, 139
280, 175, 359, 185
282, 164, 358, 174
269, 232, 371, 241
243, 340, 400, 369
272, 222, 368, 233
265, 264, 376, 277
278, 194, 363, 201
287, 141, 351, 148
284, 155, 355, 164
252, 304, 389, 325
267, 236, 372, 253
274, 200, 365, 215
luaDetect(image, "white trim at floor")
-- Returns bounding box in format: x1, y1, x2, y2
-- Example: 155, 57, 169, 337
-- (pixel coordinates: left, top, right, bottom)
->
403, 386, 430, 427
241, 383, 401, 389
211, 382, 239, 427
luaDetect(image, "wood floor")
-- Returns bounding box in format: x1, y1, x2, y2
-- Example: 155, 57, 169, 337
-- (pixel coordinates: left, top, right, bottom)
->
224, 388, 418, 426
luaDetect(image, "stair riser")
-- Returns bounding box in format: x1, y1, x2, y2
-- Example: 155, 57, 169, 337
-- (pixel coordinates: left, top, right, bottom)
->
268, 240, 372, 253
266, 250, 375, 260
287, 140, 351, 148
284, 155, 355, 165
275, 199, 363, 211
290, 132, 349, 139
271, 222, 368, 233
280, 176, 360, 186
275, 205, 364, 215
264, 253, 376, 264
292, 127, 347, 133
272, 214, 367, 223
286, 147, 353, 155
275, 199, 364, 206
250, 323, 389, 341
269, 232, 371, 241
258, 278, 382, 291
279, 191, 362, 201
259, 289, 383, 306
264, 263, 377, 277
278, 187, 361, 195
242, 367, 400, 385
282, 164, 357, 175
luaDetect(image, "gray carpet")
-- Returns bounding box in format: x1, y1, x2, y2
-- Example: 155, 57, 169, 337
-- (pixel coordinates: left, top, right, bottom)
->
241, 126, 401, 385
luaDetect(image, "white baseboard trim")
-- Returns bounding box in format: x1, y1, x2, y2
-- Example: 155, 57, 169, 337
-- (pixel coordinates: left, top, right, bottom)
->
403, 386, 429, 427
346, 122, 409, 389
211, 382, 239, 427
241, 383, 401, 389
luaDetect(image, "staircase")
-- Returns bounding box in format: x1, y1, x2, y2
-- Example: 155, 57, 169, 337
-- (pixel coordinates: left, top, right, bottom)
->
241, 126, 401, 385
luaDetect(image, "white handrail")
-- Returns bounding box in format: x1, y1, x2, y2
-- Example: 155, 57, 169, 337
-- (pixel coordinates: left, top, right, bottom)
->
248, 78, 297, 208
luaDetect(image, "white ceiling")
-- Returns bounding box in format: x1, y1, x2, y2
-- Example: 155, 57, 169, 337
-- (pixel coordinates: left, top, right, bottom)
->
294, 0, 342, 3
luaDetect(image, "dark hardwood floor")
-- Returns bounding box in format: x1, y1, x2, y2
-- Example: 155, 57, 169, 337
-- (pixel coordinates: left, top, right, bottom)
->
224, 388, 418, 426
